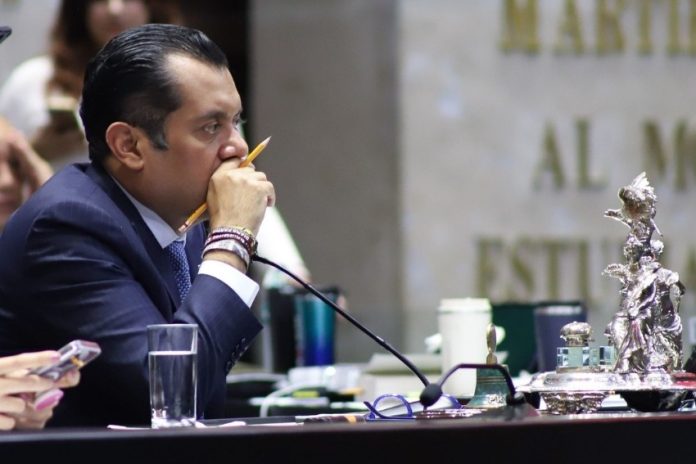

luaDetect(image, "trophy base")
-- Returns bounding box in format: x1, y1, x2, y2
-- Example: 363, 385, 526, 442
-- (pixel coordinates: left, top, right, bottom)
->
518, 370, 696, 414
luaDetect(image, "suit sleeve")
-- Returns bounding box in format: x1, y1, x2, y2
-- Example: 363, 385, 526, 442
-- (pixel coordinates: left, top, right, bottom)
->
13, 210, 261, 425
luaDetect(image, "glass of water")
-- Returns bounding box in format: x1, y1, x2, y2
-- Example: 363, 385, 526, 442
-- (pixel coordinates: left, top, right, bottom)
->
147, 324, 198, 428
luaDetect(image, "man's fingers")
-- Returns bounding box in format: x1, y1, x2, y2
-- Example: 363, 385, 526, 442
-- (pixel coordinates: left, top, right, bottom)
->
0, 351, 59, 376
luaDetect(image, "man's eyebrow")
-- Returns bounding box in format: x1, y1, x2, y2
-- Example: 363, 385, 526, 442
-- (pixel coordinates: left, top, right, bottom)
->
192, 109, 243, 123
192, 111, 227, 123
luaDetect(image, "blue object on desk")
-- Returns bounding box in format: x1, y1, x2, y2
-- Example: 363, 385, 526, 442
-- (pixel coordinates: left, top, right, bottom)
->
294, 288, 339, 366
363, 393, 461, 421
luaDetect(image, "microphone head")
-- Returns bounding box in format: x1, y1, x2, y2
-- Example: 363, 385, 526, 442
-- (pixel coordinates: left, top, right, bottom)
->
419, 383, 443, 408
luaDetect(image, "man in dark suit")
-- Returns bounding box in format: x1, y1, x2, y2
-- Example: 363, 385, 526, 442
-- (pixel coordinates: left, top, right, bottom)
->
0, 23, 275, 427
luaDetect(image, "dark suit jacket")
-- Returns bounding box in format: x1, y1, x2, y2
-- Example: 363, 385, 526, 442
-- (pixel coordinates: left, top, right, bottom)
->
0, 163, 262, 426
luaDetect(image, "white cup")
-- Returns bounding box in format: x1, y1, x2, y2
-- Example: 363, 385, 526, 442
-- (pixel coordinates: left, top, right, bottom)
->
438, 298, 504, 398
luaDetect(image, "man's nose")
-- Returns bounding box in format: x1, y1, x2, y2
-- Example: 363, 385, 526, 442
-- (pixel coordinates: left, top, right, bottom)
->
218, 127, 248, 161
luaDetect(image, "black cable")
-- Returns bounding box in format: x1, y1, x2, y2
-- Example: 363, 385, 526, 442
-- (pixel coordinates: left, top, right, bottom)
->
252, 254, 430, 387
420, 362, 523, 408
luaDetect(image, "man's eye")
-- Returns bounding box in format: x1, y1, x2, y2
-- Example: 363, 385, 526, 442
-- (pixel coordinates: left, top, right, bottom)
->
203, 122, 221, 134
234, 118, 247, 131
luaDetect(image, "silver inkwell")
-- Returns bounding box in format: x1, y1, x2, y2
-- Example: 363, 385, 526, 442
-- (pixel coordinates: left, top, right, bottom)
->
519, 173, 696, 414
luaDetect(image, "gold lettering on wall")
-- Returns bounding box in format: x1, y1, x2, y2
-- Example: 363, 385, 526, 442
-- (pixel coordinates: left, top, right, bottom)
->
534, 119, 605, 191
643, 119, 696, 191
499, 0, 696, 56
543, 239, 569, 299
500, 0, 540, 53
509, 238, 536, 299
476, 237, 694, 303
476, 237, 598, 301
666, 0, 696, 54
596, 0, 626, 54
638, 0, 653, 54
643, 121, 668, 177
576, 119, 606, 190
674, 120, 696, 190
534, 123, 566, 189
690, 0, 696, 53
668, 0, 683, 53
682, 247, 696, 294
555, 0, 585, 54
578, 240, 590, 298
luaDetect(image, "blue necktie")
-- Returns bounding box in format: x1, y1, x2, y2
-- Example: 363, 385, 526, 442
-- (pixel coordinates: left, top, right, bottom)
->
166, 240, 191, 303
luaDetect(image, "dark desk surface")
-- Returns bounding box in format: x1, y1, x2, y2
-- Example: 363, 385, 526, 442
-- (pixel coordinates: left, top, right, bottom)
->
2, 409, 695, 464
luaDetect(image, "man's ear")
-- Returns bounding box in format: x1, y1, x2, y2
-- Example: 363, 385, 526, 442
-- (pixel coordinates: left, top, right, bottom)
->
105, 122, 145, 170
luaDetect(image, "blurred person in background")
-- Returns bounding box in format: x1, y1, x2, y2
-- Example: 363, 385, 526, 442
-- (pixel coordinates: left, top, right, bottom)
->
0, 0, 181, 170
0, 0, 310, 282
0, 117, 52, 230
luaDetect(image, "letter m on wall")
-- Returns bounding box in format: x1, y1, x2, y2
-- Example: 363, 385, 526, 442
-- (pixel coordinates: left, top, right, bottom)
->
500, 0, 540, 53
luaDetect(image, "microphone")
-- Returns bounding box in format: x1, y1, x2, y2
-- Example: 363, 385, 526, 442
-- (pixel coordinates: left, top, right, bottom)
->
419, 362, 526, 408
252, 254, 430, 387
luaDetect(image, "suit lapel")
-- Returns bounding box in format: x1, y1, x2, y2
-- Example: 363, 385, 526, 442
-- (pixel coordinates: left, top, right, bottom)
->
85, 164, 182, 315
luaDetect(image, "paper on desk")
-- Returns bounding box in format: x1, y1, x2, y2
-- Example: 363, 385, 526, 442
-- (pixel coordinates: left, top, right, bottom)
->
107, 420, 246, 430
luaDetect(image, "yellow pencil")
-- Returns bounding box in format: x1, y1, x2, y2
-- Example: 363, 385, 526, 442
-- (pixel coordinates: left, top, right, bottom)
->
177, 136, 272, 233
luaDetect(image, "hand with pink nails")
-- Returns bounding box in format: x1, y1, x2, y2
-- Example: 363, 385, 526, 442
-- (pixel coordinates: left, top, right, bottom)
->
0, 351, 80, 430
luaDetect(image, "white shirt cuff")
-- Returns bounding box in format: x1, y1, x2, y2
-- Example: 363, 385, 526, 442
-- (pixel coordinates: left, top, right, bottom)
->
198, 260, 259, 307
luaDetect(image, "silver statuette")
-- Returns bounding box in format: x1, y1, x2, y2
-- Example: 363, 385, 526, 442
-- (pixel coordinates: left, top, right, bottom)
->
603, 172, 684, 374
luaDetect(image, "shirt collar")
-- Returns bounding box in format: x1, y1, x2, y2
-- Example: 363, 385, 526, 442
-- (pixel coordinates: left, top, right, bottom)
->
110, 176, 184, 249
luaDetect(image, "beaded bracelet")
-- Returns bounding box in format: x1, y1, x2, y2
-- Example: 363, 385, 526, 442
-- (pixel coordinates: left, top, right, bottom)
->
205, 231, 256, 253
202, 238, 251, 270
210, 226, 255, 238
206, 230, 256, 245
207, 226, 257, 255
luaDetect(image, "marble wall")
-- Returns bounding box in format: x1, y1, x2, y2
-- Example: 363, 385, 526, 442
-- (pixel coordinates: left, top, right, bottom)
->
399, 0, 696, 351
254, 0, 696, 359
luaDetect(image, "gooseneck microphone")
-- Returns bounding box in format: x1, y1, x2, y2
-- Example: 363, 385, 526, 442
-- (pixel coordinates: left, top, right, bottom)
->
252, 254, 430, 387
419, 362, 525, 408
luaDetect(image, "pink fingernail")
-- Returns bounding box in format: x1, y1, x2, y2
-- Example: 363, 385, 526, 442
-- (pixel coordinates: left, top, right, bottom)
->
34, 389, 63, 411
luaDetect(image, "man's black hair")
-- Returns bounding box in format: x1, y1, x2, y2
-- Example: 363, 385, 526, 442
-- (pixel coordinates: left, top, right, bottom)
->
80, 23, 229, 164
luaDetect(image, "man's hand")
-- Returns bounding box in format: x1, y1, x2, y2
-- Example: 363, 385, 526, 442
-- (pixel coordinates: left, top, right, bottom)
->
206, 164, 275, 236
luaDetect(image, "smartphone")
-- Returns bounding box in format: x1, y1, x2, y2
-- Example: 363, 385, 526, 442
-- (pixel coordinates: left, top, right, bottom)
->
31, 340, 101, 381
0, 26, 11, 45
